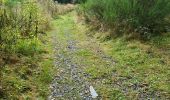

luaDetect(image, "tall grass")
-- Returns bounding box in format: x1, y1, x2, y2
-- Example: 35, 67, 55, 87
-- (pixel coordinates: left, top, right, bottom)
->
0, 0, 55, 54
0, 0, 56, 99
80, 0, 170, 39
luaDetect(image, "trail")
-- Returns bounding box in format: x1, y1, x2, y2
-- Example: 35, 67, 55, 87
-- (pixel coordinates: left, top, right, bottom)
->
48, 11, 164, 100
49, 28, 94, 99
48, 11, 116, 100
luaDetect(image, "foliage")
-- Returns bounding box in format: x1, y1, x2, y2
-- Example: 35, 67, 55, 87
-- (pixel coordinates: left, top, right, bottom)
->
80, 0, 170, 39
0, 0, 56, 99
0, 0, 56, 53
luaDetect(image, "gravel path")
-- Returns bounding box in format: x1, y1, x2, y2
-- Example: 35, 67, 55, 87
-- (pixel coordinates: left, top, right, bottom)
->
47, 11, 165, 100
48, 29, 101, 100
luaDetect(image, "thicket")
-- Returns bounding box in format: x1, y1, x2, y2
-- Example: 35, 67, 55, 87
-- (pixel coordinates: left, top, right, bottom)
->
80, 0, 170, 40
0, 0, 55, 55
0, 0, 56, 98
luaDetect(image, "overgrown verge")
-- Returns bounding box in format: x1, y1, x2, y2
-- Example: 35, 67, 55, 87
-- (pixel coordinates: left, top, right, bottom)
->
78, 0, 170, 40
0, 0, 56, 99
75, 12, 170, 99
0, 34, 55, 99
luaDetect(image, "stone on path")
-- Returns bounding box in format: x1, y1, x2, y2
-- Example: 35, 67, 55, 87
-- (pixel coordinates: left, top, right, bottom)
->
90, 86, 98, 98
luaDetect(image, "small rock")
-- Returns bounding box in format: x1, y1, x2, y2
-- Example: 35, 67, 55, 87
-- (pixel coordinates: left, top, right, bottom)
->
90, 86, 98, 98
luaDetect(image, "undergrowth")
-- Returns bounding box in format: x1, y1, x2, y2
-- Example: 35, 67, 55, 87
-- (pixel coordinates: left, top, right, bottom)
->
0, 0, 56, 99
0, 33, 55, 99
79, 0, 170, 40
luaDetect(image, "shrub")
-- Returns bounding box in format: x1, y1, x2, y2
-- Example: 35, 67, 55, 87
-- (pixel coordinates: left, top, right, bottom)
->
0, 0, 54, 53
80, 0, 170, 39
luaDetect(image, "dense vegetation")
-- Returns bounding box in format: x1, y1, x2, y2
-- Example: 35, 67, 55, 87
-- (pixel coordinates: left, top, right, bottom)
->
0, 0, 56, 99
79, 0, 170, 39
0, 0, 55, 54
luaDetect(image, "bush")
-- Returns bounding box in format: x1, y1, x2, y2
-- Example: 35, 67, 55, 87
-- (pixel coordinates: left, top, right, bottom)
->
80, 0, 170, 39
0, 0, 54, 53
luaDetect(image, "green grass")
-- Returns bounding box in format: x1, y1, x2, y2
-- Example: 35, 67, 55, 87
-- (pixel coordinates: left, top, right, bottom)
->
97, 86, 126, 100
99, 34, 170, 98
0, 33, 55, 99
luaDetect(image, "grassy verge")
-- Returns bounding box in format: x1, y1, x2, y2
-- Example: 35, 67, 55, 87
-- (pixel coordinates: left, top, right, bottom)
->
102, 36, 170, 98
86, 32, 170, 99
75, 11, 170, 99
0, 33, 55, 99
